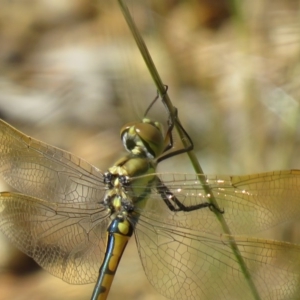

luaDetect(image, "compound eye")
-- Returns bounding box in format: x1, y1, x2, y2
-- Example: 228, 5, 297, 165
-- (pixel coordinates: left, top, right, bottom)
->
120, 121, 165, 158
120, 122, 136, 138
134, 122, 164, 157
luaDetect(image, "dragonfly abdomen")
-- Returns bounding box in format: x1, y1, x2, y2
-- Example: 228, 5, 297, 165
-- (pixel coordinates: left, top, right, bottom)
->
91, 215, 134, 300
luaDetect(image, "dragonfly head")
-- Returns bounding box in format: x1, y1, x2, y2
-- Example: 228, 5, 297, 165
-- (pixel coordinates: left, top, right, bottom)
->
120, 118, 165, 159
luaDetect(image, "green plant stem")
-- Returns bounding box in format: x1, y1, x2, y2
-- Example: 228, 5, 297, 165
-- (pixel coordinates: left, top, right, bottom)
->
116, 1, 261, 299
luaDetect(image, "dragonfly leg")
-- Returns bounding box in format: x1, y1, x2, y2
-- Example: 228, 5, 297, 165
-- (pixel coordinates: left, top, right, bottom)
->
156, 178, 224, 214
143, 86, 194, 163
157, 104, 194, 162
143, 86, 168, 117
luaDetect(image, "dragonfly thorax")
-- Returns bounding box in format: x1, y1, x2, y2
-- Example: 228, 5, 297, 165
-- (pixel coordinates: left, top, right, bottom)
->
103, 148, 157, 216
103, 173, 134, 214
120, 118, 165, 159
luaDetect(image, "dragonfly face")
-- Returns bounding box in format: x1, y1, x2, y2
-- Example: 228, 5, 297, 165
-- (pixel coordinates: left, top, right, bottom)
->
120, 117, 165, 159
1, 108, 300, 300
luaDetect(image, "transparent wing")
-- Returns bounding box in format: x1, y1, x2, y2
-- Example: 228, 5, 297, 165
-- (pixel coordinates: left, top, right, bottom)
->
135, 215, 300, 300
0, 119, 105, 204
0, 192, 110, 284
132, 170, 300, 235
133, 170, 300, 299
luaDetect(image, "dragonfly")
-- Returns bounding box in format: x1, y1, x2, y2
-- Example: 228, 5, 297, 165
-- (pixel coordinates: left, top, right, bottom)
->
0, 94, 300, 300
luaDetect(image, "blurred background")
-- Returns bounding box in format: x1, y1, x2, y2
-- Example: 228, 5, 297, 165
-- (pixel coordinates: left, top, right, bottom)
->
0, 0, 300, 299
